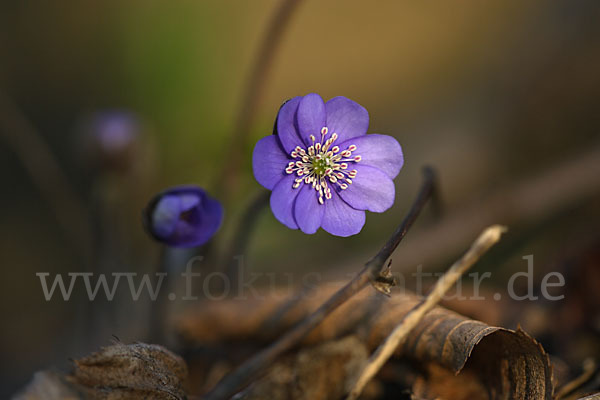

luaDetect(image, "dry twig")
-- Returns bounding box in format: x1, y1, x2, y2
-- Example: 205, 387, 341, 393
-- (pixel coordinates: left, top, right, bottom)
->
392, 146, 600, 274
203, 167, 436, 399
346, 225, 506, 400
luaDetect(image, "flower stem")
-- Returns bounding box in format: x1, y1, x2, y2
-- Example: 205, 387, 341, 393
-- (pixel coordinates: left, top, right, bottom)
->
215, 0, 304, 199
204, 166, 437, 400
0, 90, 93, 265
223, 190, 271, 292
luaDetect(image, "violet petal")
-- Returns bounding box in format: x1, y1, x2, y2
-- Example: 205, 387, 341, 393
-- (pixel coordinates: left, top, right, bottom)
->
322, 191, 366, 236
276, 96, 304, 153
325, 96, 369, 144
297, 93, 326, 145
252, 135, 290, 190
294, 184, 324, 234
338, 134, 404, 179
270, 174, 301, 229
338, 164, 395, 212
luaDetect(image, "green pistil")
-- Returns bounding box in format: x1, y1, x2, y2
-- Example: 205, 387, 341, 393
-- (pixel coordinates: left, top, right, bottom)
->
284, 127, 360, 204
312, 158, 329, 176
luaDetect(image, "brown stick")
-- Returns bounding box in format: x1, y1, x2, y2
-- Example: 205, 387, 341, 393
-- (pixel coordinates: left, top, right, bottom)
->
216, 0, 304, 198
388, 146, 600, 275
203, 167, 436, 400
346, 225, 506, 400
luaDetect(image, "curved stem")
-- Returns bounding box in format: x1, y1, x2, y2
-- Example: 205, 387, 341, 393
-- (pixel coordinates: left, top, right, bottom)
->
204, 167, 436, 400
0, 90, 93, 265
216, 0, 304, 199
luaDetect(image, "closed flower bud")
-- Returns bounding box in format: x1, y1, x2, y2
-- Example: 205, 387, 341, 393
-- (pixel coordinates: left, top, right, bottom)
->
143, 186, 223, 248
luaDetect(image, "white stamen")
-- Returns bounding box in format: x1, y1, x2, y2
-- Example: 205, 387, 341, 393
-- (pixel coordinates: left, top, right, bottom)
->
281, 128, 360, 204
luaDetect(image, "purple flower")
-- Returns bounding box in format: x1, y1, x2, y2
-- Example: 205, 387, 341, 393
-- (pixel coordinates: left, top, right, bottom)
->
82, 111, 141, 171
143, 186, 224, 247
253, 94, 404, 237
91, 111, 139, 153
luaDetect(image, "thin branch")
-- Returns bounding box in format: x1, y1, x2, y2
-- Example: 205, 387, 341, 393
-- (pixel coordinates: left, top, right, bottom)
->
384, 145, 600, 276
216, 0, 304, 198
346, 224, 507, 400
203, 167, 436, 400
0, 90, 93, 264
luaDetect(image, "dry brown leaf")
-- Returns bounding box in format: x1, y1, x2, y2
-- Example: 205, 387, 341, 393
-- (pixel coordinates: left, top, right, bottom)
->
366, 297, 554, 399
69, 342, 188, 399
412, 363, 488, 400
237, 335, 368, 400
177, 285, 554, 399
14, 342, 188, 400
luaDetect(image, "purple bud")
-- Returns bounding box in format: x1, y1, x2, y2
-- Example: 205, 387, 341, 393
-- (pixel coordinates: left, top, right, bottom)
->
143, 186, 224, 248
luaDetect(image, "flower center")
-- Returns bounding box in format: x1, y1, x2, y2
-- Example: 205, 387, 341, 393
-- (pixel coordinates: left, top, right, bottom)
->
312, 158, 330, 176
285, 126, 361, 204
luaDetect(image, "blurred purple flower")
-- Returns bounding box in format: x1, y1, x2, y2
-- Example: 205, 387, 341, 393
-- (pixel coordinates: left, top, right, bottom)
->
143, 186, 223, 247
253, 93, 404, 237
83, 111, 141, 171
92, 112, 139, 152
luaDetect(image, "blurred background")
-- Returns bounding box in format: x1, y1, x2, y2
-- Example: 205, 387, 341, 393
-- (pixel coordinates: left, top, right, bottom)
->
1, 0, 600, 396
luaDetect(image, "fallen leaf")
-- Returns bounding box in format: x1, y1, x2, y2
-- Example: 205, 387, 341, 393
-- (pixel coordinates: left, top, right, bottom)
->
178, 285, 554, 399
